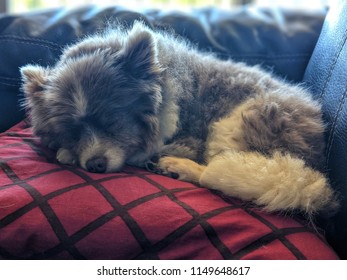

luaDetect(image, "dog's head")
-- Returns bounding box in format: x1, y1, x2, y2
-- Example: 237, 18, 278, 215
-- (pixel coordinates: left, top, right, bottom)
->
21, 23, 163, 173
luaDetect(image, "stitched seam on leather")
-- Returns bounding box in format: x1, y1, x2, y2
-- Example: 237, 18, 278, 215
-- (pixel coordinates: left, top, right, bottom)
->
0, 77, 22, 86
319, 27, 347, 99
0, 81, 20, 87
0, 35, 61, 48
0, 38, 61, 51
0, 76, 20, 81
325, 85, 347, 165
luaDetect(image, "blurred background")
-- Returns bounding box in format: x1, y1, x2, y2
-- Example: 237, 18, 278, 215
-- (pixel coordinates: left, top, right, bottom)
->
0, 0, 334, 14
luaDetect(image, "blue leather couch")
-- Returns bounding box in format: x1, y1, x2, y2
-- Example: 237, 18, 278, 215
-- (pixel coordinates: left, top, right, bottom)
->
0, 2, 346, 258
304, 0, 347, 259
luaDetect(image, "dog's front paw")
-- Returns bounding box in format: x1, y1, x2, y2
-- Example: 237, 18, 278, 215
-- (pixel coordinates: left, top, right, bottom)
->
157, 156, 206, 183
56, 148, 76, 166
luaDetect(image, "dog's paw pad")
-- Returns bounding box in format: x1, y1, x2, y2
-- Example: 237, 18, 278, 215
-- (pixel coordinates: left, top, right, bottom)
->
145, 161, 156, 171
170, 172, 179, 179
144, 160, 162, 174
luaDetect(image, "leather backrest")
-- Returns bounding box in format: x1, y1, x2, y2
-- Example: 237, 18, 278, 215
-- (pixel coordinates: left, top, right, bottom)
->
0, 6, 325, 132
304, 0, 347, 259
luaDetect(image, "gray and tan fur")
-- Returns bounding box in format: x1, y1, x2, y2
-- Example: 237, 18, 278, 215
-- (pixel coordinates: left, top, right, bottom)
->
21, 22, 339, 217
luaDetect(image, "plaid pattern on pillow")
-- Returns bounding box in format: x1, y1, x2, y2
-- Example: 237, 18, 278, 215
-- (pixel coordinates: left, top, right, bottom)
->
0, 121, 338, 259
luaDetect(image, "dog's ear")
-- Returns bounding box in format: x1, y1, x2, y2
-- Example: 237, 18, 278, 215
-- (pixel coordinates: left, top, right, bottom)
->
20, 65, 50, 112
20, 65, 49, 97
119, 24, 162, 80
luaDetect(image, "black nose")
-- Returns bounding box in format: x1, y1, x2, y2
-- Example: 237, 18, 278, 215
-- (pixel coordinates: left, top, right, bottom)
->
86, 156, 107, 173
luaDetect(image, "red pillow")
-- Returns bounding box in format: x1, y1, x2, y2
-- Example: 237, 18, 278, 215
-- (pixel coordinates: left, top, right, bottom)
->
0, 121, 338, 259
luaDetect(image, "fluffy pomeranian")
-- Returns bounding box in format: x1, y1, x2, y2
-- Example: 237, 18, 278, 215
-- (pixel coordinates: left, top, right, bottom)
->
21, 22, 338, 216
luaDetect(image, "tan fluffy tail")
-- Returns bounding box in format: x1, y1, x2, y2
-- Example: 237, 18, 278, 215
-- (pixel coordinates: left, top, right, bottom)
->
200, 151, 339, 216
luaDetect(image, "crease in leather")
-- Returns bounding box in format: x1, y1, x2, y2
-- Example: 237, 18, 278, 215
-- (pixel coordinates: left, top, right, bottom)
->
319, 27, 347, 99
325, 85, 347, 164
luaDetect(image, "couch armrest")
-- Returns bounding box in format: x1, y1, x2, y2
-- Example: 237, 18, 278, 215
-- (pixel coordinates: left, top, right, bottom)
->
304, 0, 347, 259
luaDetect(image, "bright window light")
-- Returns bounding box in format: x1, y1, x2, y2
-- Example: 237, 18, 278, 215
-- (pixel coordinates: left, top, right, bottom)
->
7, 0, 332, 13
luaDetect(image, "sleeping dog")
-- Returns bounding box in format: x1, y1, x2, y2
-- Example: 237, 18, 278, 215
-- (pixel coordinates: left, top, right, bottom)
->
21, 22, 338, 216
